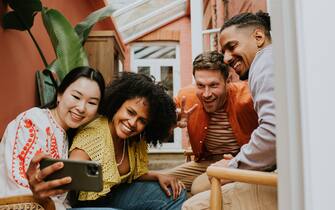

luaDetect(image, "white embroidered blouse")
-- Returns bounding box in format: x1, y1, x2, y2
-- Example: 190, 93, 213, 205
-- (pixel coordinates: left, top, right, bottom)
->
0, 107, 68, 209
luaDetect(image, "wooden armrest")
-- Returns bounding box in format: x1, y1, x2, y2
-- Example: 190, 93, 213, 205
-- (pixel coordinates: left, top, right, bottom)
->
207, 166, 277, 186
0, 195, 55, 210
207, 166, 277, 210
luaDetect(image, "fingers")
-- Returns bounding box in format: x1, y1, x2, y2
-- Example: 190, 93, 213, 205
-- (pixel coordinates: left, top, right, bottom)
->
181, 96, 186, 113
162, 184, 171, 197
185, 103, 198, 115
223, 154, 233, 160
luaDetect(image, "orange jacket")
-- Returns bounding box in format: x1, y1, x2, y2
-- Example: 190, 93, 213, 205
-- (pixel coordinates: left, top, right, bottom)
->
175, 82, 258, 160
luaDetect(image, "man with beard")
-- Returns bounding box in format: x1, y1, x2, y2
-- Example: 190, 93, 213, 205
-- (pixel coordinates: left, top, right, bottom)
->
182, 11, 277, 210
167, 50, 258, 196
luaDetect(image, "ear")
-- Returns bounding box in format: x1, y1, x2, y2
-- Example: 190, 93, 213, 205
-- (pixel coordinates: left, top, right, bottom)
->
253, 28, 266, 48
57, 94, 62, 105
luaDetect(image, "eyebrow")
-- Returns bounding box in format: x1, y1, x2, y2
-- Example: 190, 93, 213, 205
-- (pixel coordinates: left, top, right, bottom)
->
74, 90, 100, 101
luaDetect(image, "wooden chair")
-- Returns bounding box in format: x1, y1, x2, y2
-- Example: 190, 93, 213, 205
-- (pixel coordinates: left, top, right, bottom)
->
0, 195, 55, 210
207, 166, 277, 210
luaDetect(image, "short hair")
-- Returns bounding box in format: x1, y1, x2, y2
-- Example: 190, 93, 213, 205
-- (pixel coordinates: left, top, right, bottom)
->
193, 51, 229, 80
99, 72, 176, 146
45, 66, 105, 109
221, 11, 271, 40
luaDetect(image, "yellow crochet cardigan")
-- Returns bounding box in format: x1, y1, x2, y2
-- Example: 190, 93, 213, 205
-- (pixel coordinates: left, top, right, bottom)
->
70, 116, 149, 201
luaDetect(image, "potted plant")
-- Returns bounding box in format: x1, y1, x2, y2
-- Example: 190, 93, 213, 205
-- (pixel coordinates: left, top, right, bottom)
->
2, 0, 116, 105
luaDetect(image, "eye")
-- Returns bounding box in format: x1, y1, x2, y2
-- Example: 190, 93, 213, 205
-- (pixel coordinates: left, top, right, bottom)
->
210, 84, 218, 88
139, 118, 148, 125
88, 101, 98, 106
72, 95, 80, 100
196, 84, 204, 89
228, 42, 237, 51
127, 109, 135, 116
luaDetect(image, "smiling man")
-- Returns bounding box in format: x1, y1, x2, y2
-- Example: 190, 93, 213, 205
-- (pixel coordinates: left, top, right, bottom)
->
167, 51, 258, 195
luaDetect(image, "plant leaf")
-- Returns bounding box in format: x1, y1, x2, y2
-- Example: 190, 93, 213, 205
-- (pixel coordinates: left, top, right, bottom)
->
3, 0, 42, 30
75, 5, 116, 44
42, 7, 88, 80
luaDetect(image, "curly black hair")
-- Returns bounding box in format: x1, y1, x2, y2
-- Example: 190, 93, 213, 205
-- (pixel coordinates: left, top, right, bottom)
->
221, 11, 271, 40
98, 72, 176, 146
193, 51, 229, 80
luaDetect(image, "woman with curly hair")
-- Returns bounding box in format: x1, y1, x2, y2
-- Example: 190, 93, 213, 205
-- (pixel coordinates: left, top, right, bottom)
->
68, 72, 187, 209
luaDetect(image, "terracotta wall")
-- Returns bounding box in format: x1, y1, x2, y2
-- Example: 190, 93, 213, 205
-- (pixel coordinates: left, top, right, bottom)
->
0, 0, 113, 135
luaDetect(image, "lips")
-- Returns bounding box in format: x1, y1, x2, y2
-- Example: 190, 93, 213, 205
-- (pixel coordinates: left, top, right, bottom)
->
120, 122, 134, 136
70, 111, 84, 122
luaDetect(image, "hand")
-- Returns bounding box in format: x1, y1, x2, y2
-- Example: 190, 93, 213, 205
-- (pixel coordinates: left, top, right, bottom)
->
176, 96, 198, 128
26, 153, 71, 199
209, 158, 233, 186
157, 174, 185, 200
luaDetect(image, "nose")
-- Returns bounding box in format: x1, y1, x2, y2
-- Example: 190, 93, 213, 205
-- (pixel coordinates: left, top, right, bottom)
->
77, 100, 86, 113
128, 117, 137, 129
203, 87, 212, 98
224, 51, 233, 65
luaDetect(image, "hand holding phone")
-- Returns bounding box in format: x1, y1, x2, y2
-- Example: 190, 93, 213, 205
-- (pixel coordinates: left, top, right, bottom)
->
40, 158, 103, 192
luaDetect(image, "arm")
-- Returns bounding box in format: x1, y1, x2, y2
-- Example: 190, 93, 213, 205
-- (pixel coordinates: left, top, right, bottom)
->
229, 48, 276, 170
137, 171, 185, 200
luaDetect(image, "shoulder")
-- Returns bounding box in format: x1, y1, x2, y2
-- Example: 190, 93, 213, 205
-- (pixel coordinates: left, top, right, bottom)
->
75, 116, 108, 138
227, 82, 251, 100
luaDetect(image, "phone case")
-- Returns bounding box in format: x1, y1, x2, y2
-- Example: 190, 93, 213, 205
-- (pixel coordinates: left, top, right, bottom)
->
40, 158, 103, 192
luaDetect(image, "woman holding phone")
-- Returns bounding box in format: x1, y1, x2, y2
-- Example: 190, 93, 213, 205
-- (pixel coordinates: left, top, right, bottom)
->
0, 66, 105, 209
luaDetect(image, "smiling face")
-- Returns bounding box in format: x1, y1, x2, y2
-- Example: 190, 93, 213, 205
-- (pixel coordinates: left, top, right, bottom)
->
111, 97, 149, 140
194, 69, 227, 113
219, 26, 259, 78
54, 77, 101, 130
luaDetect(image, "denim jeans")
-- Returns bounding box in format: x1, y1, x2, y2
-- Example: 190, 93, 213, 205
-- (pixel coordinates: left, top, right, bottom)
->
73, 181, 187, 210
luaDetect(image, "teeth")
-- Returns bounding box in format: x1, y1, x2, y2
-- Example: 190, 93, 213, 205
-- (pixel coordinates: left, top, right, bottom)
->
122, 123, 132, 132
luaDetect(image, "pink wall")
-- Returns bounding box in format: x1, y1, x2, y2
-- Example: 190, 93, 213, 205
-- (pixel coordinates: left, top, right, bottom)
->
0, 0, 114, 135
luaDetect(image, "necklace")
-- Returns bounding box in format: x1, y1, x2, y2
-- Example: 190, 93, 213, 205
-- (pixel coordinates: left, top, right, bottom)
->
116, 140, 126, 166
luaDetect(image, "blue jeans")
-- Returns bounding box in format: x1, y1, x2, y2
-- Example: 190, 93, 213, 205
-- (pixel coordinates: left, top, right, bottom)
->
73, 181, 187, 210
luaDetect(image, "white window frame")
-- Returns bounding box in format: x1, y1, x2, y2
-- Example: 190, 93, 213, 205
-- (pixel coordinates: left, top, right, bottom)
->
130, 42, 182, 152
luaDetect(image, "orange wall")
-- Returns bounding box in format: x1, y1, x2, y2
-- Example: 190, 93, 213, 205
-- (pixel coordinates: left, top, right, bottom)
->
0, 0, 112, 135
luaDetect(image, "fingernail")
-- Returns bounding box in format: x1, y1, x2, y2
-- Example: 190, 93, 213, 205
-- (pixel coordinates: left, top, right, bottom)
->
57, 162, 64, 168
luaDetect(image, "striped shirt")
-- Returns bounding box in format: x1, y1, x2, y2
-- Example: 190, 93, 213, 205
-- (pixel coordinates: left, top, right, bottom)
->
205, 109, 240, 156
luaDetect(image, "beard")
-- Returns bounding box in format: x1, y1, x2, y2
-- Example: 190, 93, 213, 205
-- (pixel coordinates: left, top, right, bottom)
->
239, 69, 249, 81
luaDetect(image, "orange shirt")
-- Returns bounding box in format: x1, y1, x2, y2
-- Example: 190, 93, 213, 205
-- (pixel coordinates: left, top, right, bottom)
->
175, 82, 258, 160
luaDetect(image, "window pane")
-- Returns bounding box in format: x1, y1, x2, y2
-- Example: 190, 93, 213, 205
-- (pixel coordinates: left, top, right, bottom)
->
134, 46, 176, 59
137, 66, 150, 77
160, 66, 173, 98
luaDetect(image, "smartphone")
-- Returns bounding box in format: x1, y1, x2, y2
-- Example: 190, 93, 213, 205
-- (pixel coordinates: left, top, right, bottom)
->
40, 158, 103, 192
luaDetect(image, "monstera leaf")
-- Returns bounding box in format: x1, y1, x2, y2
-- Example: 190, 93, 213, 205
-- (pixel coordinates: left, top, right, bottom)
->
42, 8, 89, 81
75, 5, 116, 44
2, 0, 42, 30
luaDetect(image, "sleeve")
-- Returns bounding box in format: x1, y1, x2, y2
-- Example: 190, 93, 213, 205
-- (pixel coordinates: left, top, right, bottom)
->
132, 140, 149, 180
70, 125, 104, 163
229, 50, 276, 171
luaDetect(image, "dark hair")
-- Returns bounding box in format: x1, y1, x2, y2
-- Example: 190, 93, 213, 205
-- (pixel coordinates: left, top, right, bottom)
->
45, 66, 105, 109
221, 11, 271, 40
193, 51, 229, 80
99, 72, 176, 146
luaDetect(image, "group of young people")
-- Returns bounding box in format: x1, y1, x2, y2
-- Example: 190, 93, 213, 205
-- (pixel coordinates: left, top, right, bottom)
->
0, 11, 277, 210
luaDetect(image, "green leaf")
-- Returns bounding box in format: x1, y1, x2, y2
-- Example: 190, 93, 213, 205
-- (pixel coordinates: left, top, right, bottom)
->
3, 0, 42, 30
42, 7, 88, 80
75, 5, 116, 44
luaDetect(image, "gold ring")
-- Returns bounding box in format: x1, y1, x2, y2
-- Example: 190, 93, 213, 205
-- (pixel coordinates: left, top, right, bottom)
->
35, 173, 43, 182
